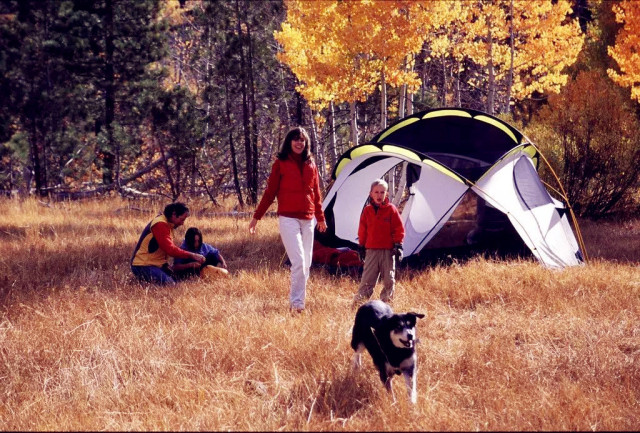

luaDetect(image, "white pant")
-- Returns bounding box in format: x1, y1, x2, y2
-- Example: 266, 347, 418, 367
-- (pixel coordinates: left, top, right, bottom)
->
279, 216, 315, 309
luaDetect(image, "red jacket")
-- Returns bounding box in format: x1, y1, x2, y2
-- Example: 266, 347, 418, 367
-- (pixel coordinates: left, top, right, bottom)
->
253, 155, 325, 222
358, 198, 405, 249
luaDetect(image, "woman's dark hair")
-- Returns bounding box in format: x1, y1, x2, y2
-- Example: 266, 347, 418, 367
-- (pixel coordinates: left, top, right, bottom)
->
184, 227, 203, 251
163, 202, 189, 219
277, 127, 311, 161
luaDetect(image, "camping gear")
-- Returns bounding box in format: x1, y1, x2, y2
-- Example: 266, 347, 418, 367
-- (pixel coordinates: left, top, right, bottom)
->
200, 265, 229, 280
319, 108, 585, 269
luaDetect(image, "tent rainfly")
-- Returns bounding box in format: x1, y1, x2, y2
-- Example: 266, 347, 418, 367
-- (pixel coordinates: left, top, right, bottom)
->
320, 108, 585, 269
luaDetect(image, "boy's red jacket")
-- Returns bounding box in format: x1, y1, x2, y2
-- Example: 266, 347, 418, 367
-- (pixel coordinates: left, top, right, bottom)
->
253, 155, 325, 222
358, 198, 405, 249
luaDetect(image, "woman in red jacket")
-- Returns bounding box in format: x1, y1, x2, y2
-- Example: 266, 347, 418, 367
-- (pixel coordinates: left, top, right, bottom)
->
248, 127, 327, 313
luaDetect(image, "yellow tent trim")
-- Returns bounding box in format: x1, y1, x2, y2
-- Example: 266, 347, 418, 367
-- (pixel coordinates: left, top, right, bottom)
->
377, 117, 420, 142
350, 144, 381, 159
474, 115, 518, 144
423, 159, 466, 183
381, 145, 421, 162
334, 157, 351, 178
422, 109, 472, 119
523, 144, 537, 159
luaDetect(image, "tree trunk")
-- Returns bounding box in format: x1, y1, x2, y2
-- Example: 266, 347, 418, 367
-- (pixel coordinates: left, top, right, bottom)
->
381, 70, 387, 130
246, 20, 259, 204
441, 53, 447, 106
391, 162, 407, 207
485, 16, 495, 115
308, 106, 326, 189
350, 100, 359, 147
235, 0, 255, 204
29, 120, 44, 195
327, 101, 338, 173
103, 0, 117, 187
155, 132, 178, 200
222, 51, 244, 207
503, 0, 515, 114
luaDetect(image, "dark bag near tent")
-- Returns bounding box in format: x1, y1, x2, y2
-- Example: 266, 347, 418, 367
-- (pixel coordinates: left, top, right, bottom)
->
311, 241, 363, 277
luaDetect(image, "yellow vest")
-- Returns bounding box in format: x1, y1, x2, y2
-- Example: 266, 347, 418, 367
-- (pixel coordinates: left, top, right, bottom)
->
131, 215, 174, 267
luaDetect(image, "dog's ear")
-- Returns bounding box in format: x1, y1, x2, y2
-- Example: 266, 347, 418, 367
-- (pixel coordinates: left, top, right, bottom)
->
408, 312, 425, 319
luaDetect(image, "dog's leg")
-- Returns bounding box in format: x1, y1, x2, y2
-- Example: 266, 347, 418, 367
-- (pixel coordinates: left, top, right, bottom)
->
384, 376, 396, 403
402, 368, 417, 404
352, 343, 364, 370
383, 364, 397, 402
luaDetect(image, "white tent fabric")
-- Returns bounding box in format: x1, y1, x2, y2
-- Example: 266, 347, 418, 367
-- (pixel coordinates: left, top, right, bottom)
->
323, 144, 583, 269
402, 164, 469, 255
324, 154, 402, 243
471, 151, 582, 268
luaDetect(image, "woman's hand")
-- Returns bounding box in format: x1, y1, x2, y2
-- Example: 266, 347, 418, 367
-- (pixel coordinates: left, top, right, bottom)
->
248, 218, 258, 234
317, 221, 327, 233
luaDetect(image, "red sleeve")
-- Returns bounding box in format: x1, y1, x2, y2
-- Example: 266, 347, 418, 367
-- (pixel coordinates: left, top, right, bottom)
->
391, 205, 405, 244
312, 164, 326, 223
151, 222, 192, 259
253, 160, 281, 220
358, 207, 368, 247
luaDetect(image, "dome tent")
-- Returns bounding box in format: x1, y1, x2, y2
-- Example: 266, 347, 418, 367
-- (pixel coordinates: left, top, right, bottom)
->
318, 108, 585, 269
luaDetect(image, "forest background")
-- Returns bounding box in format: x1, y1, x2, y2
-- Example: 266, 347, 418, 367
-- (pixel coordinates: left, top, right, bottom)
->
0, 0, 639, 218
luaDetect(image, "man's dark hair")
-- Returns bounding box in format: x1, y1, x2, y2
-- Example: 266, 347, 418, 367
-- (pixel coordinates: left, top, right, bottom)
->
163, 202, 189, 219
184, 227, 203, 251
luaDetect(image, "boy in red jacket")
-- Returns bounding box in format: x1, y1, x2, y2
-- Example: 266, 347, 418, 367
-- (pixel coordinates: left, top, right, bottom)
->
353, 179, 405, 306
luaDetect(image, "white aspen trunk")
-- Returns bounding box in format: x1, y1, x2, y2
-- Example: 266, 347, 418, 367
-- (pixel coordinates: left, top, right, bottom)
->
391, 162, 408, 207
308, 106, 326, 189
486, 17, 495, 115
441, 52, 448, 106
328, 101, 337, 172
350, 100, 359, 147
456, 62, 462, 107
400, 84, 406, 119
381, 70, 387, 130
504, 0, 515, 114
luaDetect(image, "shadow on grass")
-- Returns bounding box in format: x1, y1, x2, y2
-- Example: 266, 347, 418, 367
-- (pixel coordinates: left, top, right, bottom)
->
283, 369, 380, 421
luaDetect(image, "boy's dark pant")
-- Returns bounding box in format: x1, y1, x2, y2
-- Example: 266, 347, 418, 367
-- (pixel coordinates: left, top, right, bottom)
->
354, 248, 396, 303
175, 253, 221, 280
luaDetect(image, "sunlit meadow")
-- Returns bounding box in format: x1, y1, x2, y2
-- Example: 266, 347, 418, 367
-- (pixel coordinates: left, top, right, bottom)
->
0, 197, 638, 431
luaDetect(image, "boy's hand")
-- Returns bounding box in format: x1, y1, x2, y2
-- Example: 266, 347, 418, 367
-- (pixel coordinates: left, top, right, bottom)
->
358, 245, 366, 262
392, 243, 403, 262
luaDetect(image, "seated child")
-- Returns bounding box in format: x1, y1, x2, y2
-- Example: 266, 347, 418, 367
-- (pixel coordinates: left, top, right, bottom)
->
174, 227, 227, 280
353, 179, 405, 306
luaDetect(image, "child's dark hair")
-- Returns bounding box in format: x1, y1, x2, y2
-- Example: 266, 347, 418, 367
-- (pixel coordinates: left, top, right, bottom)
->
184, 227, 203, 251
163, 202, 189, 219
277, 127, 311, 161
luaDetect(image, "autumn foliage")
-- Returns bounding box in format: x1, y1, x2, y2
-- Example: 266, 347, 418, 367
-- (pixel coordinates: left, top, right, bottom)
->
608, 0, 640, 102
527, 70, 640, 217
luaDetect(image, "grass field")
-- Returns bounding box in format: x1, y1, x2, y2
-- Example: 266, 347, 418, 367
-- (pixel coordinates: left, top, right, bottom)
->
0, 197, 639, 431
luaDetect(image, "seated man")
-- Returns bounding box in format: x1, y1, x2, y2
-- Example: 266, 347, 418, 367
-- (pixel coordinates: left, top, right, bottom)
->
130, 202, 205, 286
173, 227, 227, 280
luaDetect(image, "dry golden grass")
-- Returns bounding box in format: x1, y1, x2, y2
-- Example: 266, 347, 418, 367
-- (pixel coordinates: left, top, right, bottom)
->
0, 197, 639, 431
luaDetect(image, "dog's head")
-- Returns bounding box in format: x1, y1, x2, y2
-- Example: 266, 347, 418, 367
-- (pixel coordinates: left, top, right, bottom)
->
383, 312, 425, 349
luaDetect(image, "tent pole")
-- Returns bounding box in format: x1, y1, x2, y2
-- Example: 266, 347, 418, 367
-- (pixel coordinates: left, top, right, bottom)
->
530, 143, 590, 263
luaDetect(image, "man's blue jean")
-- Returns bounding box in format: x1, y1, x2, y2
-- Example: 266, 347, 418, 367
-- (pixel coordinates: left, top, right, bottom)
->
131, 265, 176, 286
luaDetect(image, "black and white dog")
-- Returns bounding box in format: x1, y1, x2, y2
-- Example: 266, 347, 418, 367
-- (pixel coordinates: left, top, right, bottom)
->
351, 300, 425, 404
